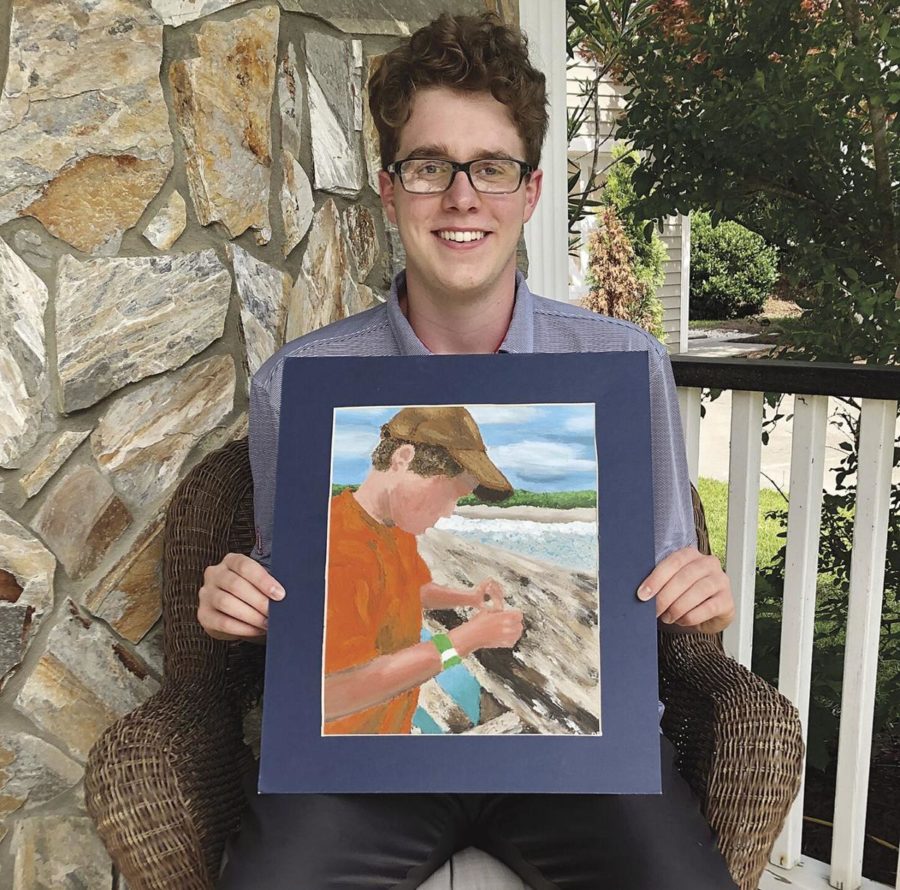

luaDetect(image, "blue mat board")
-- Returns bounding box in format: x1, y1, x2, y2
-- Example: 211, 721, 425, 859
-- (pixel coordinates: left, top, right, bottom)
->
259, 352, 660, 795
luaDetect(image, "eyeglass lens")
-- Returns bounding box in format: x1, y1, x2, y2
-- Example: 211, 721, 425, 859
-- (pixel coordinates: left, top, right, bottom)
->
400, 159, 523, 193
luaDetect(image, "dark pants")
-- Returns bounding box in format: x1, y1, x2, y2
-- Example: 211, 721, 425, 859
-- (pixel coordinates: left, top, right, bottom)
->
217, 737, 737, 890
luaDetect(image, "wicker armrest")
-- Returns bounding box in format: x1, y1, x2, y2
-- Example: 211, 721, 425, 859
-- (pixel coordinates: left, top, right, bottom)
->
86, 440, 260, 890
85, 681, 251, 890
659, 631, 804, 890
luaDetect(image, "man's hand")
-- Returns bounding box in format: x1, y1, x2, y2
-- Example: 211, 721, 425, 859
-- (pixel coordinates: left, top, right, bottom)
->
473, 578, 506, 611
197, 553, 285, 641
450, 607, 524, 656
637, 546, 735, 635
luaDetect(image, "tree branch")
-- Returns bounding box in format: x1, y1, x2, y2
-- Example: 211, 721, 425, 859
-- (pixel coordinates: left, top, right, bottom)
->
838, 0, 900, 282
740, 177, 873, 246
568, 69, 605, 235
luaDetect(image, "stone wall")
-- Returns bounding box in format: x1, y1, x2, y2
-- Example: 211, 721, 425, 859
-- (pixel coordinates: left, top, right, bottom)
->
0, 1, 515, 885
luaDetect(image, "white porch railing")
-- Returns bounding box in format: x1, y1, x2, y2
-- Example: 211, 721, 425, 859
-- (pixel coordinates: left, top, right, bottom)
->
672, 356, 899, 890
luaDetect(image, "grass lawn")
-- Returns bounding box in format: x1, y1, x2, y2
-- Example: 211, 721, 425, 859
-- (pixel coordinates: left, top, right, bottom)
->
696, 477, 788, 569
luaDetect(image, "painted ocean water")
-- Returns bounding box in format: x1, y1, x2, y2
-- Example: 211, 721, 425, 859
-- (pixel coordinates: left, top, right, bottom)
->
434, 515, 598, 572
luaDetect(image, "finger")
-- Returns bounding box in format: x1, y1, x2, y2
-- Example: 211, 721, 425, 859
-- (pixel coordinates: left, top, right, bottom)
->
212, 594, 269, 631
207, 614, 268, 641
222, 553, 285, 599
637, 546, 703, 601
652, 555, 719, 617
216, 570, 273, 617
658, 576, 718, 624
505, 610, 524, 629
676, 593, 734, 633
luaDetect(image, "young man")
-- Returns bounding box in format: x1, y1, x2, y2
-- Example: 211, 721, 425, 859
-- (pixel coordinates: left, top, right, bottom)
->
201, 13, 737, 889
324, 405, 522, 734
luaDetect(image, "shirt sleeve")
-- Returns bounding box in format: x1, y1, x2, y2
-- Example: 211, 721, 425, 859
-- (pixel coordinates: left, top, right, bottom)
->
648, 348, 697, 562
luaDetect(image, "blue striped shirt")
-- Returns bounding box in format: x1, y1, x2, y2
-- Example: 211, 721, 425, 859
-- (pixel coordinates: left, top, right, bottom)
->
249, 270, 695, 569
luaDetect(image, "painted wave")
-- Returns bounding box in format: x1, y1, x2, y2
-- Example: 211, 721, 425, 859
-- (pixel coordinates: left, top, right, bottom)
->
434, 516, 598, 572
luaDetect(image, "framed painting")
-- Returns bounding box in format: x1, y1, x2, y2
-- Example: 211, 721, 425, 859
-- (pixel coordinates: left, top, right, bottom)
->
259, 352, 661, 794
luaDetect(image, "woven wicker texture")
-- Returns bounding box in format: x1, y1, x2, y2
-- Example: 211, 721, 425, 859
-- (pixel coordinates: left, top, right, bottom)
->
659, 487, 805, 890
85, 441, 802, 890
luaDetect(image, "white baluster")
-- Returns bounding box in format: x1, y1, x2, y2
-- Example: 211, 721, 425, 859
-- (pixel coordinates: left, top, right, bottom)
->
770, 394, 829, 868
723, 389, 764, 666
830, 398, 898, 889
677, 386, 702, 487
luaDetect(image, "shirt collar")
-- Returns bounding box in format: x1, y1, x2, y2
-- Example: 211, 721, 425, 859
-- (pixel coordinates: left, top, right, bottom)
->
385, 269, 536, 356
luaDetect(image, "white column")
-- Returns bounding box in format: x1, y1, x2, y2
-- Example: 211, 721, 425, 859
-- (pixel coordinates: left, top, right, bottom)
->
519, 0, 569, 301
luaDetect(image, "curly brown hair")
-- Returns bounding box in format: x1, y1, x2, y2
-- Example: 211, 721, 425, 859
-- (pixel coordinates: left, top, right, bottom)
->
371, 430, 463, 479
368, 12, 548, 170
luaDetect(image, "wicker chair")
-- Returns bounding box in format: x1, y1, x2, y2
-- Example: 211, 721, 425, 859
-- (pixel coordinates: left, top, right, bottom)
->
85, 439, 804, 890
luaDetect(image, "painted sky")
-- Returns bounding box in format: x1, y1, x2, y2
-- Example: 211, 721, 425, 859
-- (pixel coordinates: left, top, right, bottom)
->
331, 404, 597, 492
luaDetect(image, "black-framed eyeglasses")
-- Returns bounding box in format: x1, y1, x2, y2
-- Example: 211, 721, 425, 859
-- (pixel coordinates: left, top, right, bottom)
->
387, 157, 534, 194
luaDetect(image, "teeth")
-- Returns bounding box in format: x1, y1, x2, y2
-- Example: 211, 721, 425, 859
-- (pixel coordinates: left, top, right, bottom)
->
438, 230, 486, 242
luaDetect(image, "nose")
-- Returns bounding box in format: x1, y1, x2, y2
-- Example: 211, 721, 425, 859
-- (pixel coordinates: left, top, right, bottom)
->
442, 168, 480, 210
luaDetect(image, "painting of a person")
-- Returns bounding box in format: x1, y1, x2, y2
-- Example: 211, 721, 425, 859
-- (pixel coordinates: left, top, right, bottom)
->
323, 405, 524, 734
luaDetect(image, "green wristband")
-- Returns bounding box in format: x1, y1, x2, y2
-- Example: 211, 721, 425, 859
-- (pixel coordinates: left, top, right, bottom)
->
431, 632, 462, 670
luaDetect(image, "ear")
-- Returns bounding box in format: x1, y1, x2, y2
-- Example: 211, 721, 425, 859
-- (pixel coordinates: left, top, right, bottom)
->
390, 442, 415, 470
379, 169, 397, 225
522, 168, 543, 224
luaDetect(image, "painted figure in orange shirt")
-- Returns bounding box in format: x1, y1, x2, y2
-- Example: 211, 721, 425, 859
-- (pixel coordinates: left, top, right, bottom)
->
322, 406, 524, 734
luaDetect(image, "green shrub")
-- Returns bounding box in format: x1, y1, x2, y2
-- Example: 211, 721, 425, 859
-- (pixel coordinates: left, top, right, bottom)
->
690, 211, 778, 319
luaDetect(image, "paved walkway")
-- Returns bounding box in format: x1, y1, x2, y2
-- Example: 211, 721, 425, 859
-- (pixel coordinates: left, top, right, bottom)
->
685, 331, 899, 494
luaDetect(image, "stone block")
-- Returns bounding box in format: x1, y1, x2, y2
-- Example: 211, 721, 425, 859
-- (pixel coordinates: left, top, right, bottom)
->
142, 191, 187, 250
279, 0, 485, 35
32, 467, 132, 580
19, 430, 92, 500
84, 517, 164, 644
0, 732, 82, 823
0, 237, 49, 469
343, 204, 379, 280
169, 6, 278, 244
227, 247, 292, 377
12, 814, 113, 890
91, 355, 235, 507
0, 511, 55, 690
0, 0, 173, 253
55, 250, 231, 412
14, 603, 159, 762
285, 199, 354, 339
150, 0, 250, 25
305, 30, 363, 196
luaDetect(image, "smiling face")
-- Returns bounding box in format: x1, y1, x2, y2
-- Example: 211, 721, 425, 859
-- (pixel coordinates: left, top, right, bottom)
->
378, 88, 542, 308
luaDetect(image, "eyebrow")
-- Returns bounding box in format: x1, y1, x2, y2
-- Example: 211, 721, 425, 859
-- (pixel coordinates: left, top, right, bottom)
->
402, 144, 519, 162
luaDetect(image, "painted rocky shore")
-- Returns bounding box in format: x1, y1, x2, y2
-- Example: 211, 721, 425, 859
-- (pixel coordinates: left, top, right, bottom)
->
0, 0, 515, 886
418, 528, 600, 736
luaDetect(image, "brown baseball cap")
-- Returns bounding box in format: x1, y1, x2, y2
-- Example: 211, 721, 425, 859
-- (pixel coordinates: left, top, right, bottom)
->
384, 406, 513, 502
